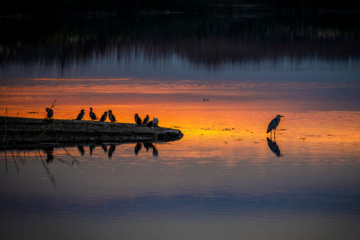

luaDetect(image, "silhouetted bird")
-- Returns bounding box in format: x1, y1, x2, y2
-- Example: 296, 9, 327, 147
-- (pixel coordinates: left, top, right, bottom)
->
90, 107, 97, 120
153, 118, 159, 127
135, 113, 142, 126
46, 108, 53, 119
146, 118, 159, 128
100, 112, 107, 122
267, 115, 284, 135
108, 110, 116, 122
143, 115, 150, 125
134, 143, 142, 156
76, 109, 85, 120
146, 120, 153, 128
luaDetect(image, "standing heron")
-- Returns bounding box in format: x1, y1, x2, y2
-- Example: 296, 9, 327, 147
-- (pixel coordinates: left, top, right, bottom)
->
90, 107, 97, 120
45, 108, 53, 119
108, 110, 116, 122
267, 115, 284, 137
135, 114, 142, 126
76, 109, 85, 120
143, 115, 150, 125
100, 111, 107, 122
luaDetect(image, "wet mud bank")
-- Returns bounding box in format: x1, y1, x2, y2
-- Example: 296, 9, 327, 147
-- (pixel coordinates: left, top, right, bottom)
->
0, 116, 183, 149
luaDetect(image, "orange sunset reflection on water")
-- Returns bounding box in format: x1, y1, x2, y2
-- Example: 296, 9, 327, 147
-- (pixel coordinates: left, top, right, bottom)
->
1, 77, 360, 158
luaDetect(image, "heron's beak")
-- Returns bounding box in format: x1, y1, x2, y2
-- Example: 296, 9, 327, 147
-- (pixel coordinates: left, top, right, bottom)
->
280, 115, 285, 117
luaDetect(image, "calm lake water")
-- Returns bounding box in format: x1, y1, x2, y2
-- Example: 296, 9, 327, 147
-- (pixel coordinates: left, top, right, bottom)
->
1, 13, 360, 240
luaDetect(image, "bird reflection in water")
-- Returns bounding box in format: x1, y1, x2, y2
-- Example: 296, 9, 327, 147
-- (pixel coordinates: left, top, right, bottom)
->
101, 144, 107, 153
108, 144, 116, 158
267, 137, 282, 157
89, 144, 96, 155
42, 147, 54, 163
134, 143, 142, 156
143, 143, 159, 157
77, 145, 85, 156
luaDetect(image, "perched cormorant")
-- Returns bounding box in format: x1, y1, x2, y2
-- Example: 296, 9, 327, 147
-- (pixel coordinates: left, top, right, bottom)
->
143, 115, 150, 125
267, 115, 284, 135
45, 108, 53, 119
146, 118, 159, 128
90, 107, 97, 120
108, 110, 116, 122
146, 120, 153, 128
135, 113, 142, 126
153, 118, 159, 127
100, 112, 107, 122
76, 109, 85, 120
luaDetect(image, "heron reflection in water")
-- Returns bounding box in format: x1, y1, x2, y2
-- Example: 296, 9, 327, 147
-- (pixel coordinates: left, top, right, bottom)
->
267, 137, 282, 157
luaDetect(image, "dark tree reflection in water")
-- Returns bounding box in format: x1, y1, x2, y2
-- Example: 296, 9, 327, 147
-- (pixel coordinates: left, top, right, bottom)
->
1, 14, 359, 74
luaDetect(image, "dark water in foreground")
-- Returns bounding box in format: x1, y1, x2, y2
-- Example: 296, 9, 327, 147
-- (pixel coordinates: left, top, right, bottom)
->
1, 13, 360, 240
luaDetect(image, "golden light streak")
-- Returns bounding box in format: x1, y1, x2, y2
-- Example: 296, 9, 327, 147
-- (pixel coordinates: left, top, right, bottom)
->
1, 78, 360, 153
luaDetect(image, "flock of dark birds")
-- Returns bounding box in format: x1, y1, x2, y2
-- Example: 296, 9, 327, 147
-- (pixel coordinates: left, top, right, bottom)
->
45, 106, 285, 157
46, 107, 284, 134
45, 107, 159, 127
